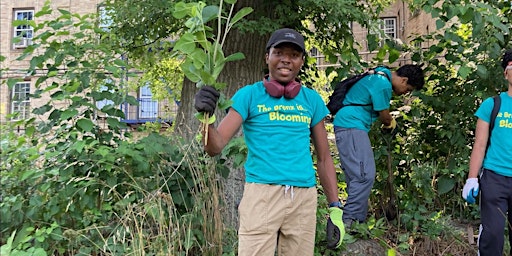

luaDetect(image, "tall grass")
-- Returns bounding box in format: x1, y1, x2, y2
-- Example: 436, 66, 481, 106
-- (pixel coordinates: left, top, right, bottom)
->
68, 133, 230, 256
98, 135, 227, 255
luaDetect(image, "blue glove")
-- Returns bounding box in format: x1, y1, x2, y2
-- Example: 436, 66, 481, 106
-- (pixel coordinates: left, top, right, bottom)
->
326, 204, 345, 249
462, 178, 479, 204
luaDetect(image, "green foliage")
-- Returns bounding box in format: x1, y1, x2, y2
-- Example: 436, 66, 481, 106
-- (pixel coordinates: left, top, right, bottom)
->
2, 0, 511, 254
138, 58, 184, 101
299, 1, 390, 78
102, 0, 183, 59
0, 2, 231, 255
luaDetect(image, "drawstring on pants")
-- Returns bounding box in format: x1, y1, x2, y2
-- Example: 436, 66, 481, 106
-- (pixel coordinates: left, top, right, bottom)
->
284, 185, 295, 201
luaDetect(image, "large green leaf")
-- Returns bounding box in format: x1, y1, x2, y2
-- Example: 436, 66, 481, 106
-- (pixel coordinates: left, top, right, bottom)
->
476, 65, 488, 79
436, 19, 445, 30
437, 175, 455, 195
225, 52, 245, 62
367, 34, 379, 52
76, 119, 94, 132
189, 48, 207, 69
229, 7, 253, 27
460, 7, 474, 24
174, 33, 196, 54
173, 2, 190, 18
388, 48, 400, 63
6, 78, 22, 89
202, 5, 219, 23
181, 58, 201, 82
457, 65, 471, 79
32, 104, 52, 115
61, 109, 78, 120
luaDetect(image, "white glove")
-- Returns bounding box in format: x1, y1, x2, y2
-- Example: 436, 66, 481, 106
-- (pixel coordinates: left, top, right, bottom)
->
462, 178, 479, 204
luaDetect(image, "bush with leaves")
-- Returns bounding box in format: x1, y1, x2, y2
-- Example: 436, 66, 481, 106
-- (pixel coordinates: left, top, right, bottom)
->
0, 2, 237, 255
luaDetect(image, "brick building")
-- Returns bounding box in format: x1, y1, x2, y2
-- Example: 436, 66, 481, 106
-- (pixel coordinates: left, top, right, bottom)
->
0, 0, 178, 127
312, 1, 435, 68
1, 0, 97, 124
353, 1, 435, 65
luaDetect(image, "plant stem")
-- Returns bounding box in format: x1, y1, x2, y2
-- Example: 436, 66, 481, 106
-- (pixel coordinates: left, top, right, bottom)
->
203, 112, 209, 146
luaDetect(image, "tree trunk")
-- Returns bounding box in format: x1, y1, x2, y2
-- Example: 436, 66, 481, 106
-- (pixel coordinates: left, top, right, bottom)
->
174, 0, 273, 229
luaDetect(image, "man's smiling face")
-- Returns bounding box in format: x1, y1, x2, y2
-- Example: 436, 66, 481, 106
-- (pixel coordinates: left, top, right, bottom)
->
265, 43, 304, 84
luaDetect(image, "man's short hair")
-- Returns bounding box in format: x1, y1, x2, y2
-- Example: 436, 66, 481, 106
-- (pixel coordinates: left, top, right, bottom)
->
501, 49, 512, 70
396, 64, 425, 90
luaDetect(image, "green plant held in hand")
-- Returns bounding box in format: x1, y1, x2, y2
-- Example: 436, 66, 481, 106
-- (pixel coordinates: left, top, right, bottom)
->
171, 0, 253, 125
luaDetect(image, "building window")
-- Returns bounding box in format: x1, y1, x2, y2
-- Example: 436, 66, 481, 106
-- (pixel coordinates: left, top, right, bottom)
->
367, 17, 397, 49
380, 18, 397, 39
310, 47, 319, 57
96, 84, 115, 112
11, 82, 31, 120
139, 85, 158, 119
98, 6, 113, 32
13, 10, 34, 49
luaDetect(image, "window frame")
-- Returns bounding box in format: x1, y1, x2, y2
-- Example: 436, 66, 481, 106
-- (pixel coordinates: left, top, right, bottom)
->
11, 82, 31, 120
98, 5, 113, 32
139, 85, 158, 119
13, 9, 34, 49
380, 17, 397, 39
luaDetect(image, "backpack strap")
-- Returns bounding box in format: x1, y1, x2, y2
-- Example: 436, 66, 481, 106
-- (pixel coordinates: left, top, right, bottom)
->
367, 69, 391, 81
486, 94, 501, 151
344, 69, 390, 108
375, 70, 391, 81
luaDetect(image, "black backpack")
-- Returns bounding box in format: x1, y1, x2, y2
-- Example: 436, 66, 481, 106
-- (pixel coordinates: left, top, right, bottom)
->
487, 94, 501, 152
326, 68, 390, 115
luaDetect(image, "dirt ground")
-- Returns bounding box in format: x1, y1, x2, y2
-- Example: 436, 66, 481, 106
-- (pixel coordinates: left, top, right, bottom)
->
337, 222, 482, 256
338, 236, 478, 256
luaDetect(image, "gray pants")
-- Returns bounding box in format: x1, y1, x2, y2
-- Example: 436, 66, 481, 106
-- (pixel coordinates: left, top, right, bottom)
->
334, 127, 376, 222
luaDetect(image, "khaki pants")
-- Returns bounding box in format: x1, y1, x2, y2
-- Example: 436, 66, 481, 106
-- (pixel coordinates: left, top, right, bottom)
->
238, 183, 317, 256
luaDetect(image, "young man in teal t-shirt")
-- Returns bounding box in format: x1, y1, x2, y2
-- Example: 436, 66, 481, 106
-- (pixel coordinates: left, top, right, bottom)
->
462, 49, 512, 256
332, 64, 424, 228
194, 28, 344, 255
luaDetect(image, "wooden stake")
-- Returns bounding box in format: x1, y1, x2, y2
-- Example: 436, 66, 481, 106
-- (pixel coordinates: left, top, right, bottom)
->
467, 225, 474, 244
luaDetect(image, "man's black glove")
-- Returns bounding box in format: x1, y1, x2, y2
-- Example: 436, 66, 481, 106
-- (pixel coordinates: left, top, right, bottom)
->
194, 86, 220, 115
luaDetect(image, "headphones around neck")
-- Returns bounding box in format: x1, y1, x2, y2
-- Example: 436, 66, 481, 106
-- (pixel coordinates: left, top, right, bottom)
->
263, 74, 302, 98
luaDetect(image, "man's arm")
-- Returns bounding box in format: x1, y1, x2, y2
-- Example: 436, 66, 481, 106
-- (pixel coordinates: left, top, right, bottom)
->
468, 118, 489, 178
203, 108, 243, 156
462, 118, 489, 203
378, 109, 393, 126
311, 119, 339, 203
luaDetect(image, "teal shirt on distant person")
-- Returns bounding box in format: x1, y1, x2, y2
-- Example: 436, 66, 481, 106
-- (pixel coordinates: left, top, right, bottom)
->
475, 92, 512, 177
230, 81, 329, 187
332, 66, 392, 132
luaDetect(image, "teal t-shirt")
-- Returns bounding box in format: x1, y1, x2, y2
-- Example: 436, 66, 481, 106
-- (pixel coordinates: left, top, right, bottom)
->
475, 92, 512, 177
332, 66, 392, 132
231, 81, 329, 187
